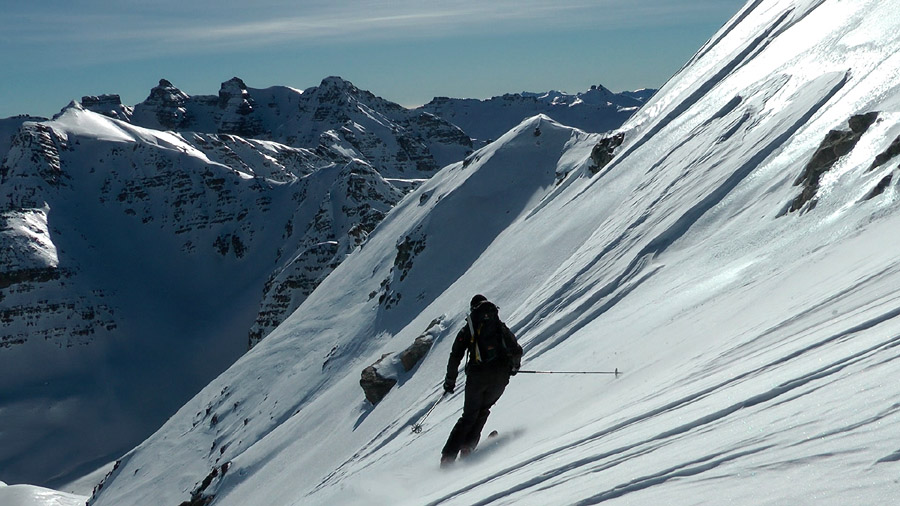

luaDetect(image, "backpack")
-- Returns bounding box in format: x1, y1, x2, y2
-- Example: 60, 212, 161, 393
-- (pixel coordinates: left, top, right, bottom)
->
467, 301, 509, 364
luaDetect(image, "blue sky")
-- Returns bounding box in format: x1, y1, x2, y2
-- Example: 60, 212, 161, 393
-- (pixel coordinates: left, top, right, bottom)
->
1, 0, 747, 119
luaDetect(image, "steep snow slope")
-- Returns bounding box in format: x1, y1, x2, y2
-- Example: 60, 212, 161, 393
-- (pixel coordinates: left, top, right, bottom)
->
88, 0, 900, 504
87, 113, 600, 505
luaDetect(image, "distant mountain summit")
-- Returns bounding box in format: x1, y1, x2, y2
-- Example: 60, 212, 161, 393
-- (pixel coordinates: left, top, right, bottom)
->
421, 84, 655, 144
110, 76, 475, 178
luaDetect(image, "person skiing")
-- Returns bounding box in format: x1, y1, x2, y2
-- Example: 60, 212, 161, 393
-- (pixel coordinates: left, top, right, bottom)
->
441, 294, 523, 466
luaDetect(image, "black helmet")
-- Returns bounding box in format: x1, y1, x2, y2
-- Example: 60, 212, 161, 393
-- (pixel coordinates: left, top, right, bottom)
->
470, 294, 488, 310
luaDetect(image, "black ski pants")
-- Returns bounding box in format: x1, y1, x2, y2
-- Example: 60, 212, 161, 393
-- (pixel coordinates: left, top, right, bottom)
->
442, 369, 509, 457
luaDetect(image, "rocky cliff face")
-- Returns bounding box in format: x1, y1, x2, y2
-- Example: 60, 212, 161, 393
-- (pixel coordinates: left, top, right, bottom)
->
124, 76, 473, 180
131, 79, 192, 130
0, 99, 412, 485
0, 207, 111, 351
248, 160, 404, 347
81, 94, 133, 122
217, 77, 265, 138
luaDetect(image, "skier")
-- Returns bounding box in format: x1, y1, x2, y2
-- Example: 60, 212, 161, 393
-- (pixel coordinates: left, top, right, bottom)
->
441, 294, 523, 466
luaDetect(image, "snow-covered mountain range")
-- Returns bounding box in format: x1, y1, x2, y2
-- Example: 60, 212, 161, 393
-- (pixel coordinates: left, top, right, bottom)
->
421, 85, 653, 145
68, 0, 900, 504
0, 75, 644, 491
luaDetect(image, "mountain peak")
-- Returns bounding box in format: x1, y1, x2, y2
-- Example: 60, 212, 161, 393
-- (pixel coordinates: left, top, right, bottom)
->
151, 79, 189, 100
217, 76, 262, 136
311, 76, 365, 103
319, 76, 355, 90
222, 76, 248, 88
52, 100, 84, 120
130, 79, 191, 130
80, 94, 132, 122
588, 84, 615, 96
218, 76, 252, 108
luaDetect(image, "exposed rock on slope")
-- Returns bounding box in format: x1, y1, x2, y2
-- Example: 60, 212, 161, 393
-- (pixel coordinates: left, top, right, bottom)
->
790, 112, 879, 212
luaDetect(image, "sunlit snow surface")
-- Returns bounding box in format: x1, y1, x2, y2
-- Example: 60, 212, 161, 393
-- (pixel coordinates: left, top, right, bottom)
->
90, 0, 900, 504
0, 482, 86, 506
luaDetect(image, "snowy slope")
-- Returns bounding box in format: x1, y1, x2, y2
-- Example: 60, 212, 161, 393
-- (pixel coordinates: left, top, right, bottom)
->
0, 482, 85, 506
87, 0, 900, 504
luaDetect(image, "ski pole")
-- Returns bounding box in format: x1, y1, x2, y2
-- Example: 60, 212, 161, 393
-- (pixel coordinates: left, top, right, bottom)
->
411, 391, 446, 434
517, 368, 621, 377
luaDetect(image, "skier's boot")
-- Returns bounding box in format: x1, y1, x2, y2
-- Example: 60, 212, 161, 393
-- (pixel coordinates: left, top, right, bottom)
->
440, 453, 456, 468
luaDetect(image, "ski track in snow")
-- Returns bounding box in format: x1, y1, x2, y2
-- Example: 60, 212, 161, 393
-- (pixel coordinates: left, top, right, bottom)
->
515, 71, 847, 365
591, 7, 796, 186
427, 308, 900, 504
708, 260, 900, 371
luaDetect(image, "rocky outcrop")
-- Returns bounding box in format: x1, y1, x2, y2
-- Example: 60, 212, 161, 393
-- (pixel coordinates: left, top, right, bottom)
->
1, 122, 66, 209
370, 227, 427, 311
359, 318, 442, 405
869, 133, 900, 171
81, 95, 133, 122
864, 174, 893, 200
790, 112, 879, 213
131, 79, 191, 130
217, 78, 265, 138
399, 333, 437, 371
360, 354, 398, 405
175, 462, 231, 506
589, 132, 625, 174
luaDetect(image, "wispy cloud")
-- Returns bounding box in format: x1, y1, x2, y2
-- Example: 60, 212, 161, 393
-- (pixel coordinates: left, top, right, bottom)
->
2, 0, 743, 65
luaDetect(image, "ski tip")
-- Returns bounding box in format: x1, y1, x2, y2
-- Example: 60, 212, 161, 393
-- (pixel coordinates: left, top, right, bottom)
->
488, 430, 499, 438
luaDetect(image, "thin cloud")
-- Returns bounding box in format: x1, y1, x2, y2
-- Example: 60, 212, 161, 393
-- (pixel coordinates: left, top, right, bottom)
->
3, 0, 742, 64
7, 1, 736, 42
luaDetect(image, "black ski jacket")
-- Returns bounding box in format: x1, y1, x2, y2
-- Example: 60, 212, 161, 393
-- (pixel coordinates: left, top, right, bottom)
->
445, 315, 523, 386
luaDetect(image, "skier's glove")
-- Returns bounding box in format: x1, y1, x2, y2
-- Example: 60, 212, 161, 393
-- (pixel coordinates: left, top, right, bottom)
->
443, 379, 455, 394
510, 365, 519, 376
